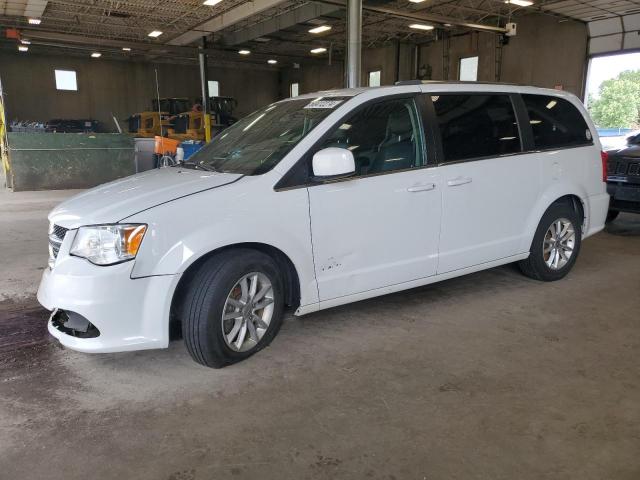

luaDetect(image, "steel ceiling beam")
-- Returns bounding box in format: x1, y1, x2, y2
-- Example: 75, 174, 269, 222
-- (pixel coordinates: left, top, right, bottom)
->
317, 0, 507, 33
168, 0, 291, 46
3, 27, 329, 62
221, 2, 340, 45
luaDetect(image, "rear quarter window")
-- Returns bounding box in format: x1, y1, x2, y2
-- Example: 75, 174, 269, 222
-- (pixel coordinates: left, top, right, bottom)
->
521, 94, 592, 150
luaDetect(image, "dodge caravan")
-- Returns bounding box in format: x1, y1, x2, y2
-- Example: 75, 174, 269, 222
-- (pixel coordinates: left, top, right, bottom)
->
38, 82, 609, 367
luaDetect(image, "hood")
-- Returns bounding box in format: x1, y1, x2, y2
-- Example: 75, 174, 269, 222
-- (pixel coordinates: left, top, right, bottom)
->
49, 167, 243, 228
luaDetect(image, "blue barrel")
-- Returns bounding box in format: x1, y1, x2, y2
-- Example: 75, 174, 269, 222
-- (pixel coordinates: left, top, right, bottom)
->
179, 141, 205, 160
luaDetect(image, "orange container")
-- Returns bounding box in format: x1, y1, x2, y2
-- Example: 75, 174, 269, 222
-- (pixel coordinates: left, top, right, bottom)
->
154, 136, 180, 155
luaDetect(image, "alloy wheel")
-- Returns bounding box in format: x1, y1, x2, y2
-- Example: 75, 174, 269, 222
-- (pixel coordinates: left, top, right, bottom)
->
221, 272, 275, 352
543, 218, 576, 270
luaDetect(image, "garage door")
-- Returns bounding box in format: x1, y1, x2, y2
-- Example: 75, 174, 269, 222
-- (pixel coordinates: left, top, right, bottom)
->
588, 14, 640, 55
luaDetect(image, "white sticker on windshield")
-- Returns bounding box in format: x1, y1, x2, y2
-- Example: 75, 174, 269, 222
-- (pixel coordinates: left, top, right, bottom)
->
304, 100, 343, 109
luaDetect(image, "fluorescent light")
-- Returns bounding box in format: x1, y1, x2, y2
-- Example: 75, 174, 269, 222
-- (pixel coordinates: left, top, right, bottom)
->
18, 46, 29, 52
148, 30, 163, 37
309, 25, 331, 34
267, 59, 277, 64
546, 100, 557, 109
444, 23, 452, 27
27, 18, 41, 25
505, 0, 533, 6
122, 47, 131, 51
91, 52, 102, 58
310, 47, 327, 54
409, 0, 426, 3
20, 39, 31, 45
238, 49, 250, 55
409, 23, 434, 31
203, 0, 223, 4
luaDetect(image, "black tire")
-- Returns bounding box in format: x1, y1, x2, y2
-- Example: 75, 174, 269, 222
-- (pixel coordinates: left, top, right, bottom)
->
182, 249, 285, 368
518, 202, 582, 282
605, 210, 619, 223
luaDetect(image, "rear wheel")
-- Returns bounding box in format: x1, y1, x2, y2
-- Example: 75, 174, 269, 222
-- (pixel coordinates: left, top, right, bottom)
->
518, 202, 582, 281
182, 249, 285, 368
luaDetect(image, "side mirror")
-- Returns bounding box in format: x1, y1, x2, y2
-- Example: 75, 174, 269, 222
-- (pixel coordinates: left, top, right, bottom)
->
312, 147, 356, 179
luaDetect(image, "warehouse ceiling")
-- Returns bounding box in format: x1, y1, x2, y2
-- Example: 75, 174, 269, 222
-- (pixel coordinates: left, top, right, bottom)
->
542, 0, 640, 21
0, 0, 632, 63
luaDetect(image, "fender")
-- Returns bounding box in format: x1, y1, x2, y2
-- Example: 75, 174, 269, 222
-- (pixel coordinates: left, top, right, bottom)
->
520, 181, 589, 253
123, 174, 320, 308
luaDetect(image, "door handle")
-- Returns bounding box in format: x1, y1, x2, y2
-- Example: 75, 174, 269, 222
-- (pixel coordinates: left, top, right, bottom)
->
447, 176, 472, 187
407, 183, 436, 192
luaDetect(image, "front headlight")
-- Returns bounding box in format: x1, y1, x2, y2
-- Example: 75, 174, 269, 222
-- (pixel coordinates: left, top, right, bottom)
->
70, 224, 147, 266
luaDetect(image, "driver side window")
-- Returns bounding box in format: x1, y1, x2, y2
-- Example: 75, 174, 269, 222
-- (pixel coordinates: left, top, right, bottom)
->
318, 97, 425, 176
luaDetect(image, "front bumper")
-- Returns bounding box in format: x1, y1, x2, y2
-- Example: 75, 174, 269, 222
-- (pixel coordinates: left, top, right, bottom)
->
37, 242, 179, 353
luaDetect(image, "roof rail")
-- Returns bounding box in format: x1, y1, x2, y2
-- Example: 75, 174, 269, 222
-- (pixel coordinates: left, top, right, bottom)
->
395, 80, 520, 86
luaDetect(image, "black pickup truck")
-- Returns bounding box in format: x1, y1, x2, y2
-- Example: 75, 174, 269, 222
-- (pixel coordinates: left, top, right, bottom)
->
606, 133, 640, 222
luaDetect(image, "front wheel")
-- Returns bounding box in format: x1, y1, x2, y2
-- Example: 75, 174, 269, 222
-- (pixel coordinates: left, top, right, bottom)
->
182, 249, 285, 368
518, 203, 582, 281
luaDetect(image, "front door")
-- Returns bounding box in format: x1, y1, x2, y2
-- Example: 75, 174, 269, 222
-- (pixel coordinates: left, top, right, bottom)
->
307, 96, 442, 301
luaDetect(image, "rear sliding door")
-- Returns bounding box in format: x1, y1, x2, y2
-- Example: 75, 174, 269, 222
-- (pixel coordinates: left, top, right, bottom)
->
426, 92, 541, 274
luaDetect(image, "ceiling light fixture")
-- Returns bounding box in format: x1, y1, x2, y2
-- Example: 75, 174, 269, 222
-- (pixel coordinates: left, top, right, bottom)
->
409, 23, 434, 31
238, 49, 251, 55
20, 39, 31, 44
122, 47, 131, 51
91, 52, 102, 58
308, 25, 331, 34
148, 30, 163, 37
267, 59, 278, 64
18, 45, 29, 52
310, 47, 327, 54
203, 0, 223, 5
27, 18, 41, 25
409, 0, 427, 3
504, 0, 533, 6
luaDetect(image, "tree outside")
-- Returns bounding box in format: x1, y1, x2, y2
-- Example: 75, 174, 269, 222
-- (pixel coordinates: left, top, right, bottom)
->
588, 70, 640, 129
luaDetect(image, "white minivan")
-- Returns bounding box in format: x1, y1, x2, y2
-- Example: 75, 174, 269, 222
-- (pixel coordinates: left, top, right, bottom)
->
38, 82, 609, 367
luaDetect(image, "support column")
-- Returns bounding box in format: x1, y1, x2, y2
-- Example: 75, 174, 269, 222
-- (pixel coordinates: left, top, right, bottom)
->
199, 37, 212, 143
345, 0, 362, 88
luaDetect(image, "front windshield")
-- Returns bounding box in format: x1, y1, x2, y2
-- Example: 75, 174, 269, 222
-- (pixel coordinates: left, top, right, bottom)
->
185, 96, 351, 175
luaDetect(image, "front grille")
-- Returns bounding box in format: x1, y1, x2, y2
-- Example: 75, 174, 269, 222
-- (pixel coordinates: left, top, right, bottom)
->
48, 224, 68, 268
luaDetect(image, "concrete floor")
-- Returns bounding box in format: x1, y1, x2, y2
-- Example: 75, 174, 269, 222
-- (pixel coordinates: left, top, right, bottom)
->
1, 190, 639, 480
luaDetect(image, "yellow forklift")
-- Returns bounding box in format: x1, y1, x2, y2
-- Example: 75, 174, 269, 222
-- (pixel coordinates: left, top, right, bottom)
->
169, 96, 237, 141
127, 98, 191, 138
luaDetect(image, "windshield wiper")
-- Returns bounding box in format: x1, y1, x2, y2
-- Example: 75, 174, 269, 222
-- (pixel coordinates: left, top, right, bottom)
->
177, 161, 216, 172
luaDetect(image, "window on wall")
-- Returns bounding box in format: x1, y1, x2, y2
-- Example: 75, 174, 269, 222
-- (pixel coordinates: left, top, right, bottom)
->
368, 70, 381, 87
290, 82, 299, 97
459, 56, 478, 82
54, 70, 78, 91
431, 94, 521, 162
208, 80, 219, 97
522, 94, 592, 149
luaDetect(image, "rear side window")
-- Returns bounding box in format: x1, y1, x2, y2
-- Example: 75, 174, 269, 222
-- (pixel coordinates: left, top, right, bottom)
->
431, 94, 521, 163
521, 94, 592, 150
